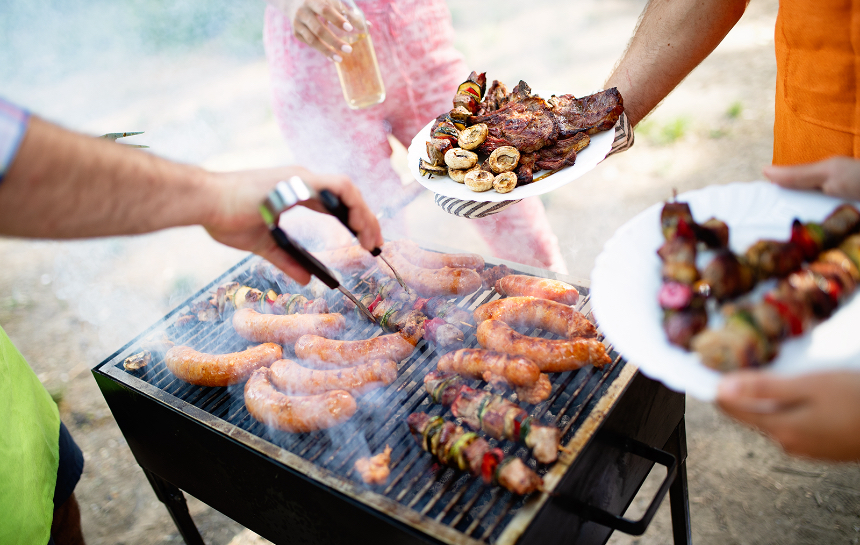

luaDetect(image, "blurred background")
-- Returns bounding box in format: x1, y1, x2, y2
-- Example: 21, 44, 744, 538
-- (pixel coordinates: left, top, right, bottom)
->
1, 0, 859, 543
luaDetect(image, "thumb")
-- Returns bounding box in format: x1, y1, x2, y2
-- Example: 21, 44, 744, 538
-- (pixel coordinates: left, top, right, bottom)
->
717, 371, 809, 408
763, 162, 830, 191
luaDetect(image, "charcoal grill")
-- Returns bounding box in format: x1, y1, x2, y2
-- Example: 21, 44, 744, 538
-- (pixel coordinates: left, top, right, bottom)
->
92, 242, 692, 545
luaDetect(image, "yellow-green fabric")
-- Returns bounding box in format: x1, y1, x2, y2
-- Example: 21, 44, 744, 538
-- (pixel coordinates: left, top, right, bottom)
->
0, 325, 59, 545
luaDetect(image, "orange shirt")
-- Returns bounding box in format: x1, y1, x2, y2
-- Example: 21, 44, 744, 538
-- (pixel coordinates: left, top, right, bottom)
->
773, 0, 860, 165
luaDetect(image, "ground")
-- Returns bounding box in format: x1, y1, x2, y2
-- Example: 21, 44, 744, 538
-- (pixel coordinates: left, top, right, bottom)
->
1, 0, 859, 543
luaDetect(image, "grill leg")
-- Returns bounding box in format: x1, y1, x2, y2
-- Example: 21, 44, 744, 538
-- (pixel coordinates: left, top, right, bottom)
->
664, 416, 691, 545
143, 468, 206, 545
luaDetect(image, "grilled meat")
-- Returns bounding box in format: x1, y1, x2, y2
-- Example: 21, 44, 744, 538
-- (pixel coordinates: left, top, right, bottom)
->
548, 88, 624, 138
534, 133, 590, 171
354, 445, 392, 485
515, 152, 537, 186
468, 85, 559, 153
477, 80, 510, 115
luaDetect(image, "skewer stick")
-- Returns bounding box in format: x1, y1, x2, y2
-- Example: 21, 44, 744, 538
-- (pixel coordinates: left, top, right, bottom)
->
460, 321, 475, 328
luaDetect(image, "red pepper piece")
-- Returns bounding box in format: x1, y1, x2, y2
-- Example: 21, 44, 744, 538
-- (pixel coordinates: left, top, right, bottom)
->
423, 317, 446, 342
675, 217, 696, 241
790, 220, 820, 260
412, 297, 429, 311
512, 412, 526, 442
480, 449, 504, 484
764, 294, 803, 336
367, 294, 383, 313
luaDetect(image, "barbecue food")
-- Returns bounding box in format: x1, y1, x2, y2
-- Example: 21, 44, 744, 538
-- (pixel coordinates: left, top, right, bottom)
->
547, 88, 624, 138
493, 172, 517, 193
534, 132, 590, 171
488, 146, 520, 173
448, 166, 476, 183
426, 138, 453, 166
474, 296, 597, 339
464, 169, 494, 192
437, 349, 541, 387
448, 106, 471, 130
494, 275, 580, 305
379, 245, 482, 297
269, 358, 397, 396
165, 343, 283, 387
422, 295, 474, 326
481, 264, 514, 290
445, 148, 478, 170
424, 371, 560, 463
511, 373, 553, 405
354, 446, 392, 485
422, 317, 465, 348
419, 158, 448, 178
123, 351, 151, 371
514, 152, 537, 186
313, 245, 378, 276
244, 367, 356, 433
389, 240, 484, 271
468, 84, 559, 154
458, 123, 488, 150
294, 333, 415, 369
232, 308, 346, 346
406, 413, 543, 495
477, 319, 611, 372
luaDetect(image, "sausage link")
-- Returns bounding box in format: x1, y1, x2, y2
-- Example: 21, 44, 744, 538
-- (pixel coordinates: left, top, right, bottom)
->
437, 348, 540, 387
474, 296, 598, 339
313, 245, 377, 275
164, 343, 282, 386
390, 240, 484, 271
294, 333, 416, 369
244, 367, 356, 433
232, 308, 346, 345
477, 319, 611, 372
379, 245, 481, 297
269, 358, 398, 396
495, 275, 579, 305
514, 373, 552, 404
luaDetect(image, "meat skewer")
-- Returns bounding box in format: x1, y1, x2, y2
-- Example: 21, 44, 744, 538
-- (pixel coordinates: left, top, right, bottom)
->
424, 371, 561, 464
406, 412, 543, 496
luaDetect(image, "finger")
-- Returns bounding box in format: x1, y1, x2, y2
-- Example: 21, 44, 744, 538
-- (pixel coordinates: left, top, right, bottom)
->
293, 8, 343, 61
337, 182, 384, 249
763, 161, 831, 191
716, 371, 811, 428
313, 0, 352, 34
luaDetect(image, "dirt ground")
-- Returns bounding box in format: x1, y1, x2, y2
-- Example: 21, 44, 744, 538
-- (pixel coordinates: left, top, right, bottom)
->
2, 0, 860, 543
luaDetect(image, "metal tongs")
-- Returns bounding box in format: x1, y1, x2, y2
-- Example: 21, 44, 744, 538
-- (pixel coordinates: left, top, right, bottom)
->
259, 177, 406, 323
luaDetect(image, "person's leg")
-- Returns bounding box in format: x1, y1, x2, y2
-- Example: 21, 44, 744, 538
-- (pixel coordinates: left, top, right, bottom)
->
49, 422, 85, 545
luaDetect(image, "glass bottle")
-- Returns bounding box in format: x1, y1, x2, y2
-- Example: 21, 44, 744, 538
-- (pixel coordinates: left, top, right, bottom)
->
333, 0, 386, 109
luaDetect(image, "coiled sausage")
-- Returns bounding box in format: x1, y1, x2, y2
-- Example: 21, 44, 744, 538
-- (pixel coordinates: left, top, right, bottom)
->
437, 348, 540, 387
495, 275, 579, 305
244, 367, 357, 433
477, 319, 611, 372
232, 308, 346, 345
474, 296, 598, 339
379, 245, 481, 297
164, 343, 282, 386
269, 358, 397, 396
313, 245, 377, 275
294, 333, 415, 369
389, 240, 484, 271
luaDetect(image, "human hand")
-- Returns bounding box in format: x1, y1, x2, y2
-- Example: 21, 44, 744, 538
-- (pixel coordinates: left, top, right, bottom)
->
204, 166, 383, 284
267, 0, 357, 63
764, 157, 860, 201
716, 370, 860, 461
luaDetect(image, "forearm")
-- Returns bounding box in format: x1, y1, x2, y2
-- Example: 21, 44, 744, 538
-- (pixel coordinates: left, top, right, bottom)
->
605, 0, 748, 127
0, 117, 219, 238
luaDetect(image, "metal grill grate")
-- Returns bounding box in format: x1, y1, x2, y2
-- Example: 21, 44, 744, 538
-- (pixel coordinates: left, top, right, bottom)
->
97, 252, 628, 545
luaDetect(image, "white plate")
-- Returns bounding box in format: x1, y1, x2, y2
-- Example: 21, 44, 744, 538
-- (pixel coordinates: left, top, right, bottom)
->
590, 181, 860, 401
406, 96, 615, 202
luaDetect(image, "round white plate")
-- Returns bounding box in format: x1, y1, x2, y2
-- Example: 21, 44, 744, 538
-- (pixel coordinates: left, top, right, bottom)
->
590, 181, 860, 401
406, 98, 615, 202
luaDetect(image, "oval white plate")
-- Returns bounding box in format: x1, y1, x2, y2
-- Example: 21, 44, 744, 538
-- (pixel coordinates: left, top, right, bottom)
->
590, 181, 860, 401
406, 96, 615, 202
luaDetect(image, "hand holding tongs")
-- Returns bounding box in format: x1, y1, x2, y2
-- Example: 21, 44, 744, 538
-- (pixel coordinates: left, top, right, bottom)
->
259, 177, 406, 323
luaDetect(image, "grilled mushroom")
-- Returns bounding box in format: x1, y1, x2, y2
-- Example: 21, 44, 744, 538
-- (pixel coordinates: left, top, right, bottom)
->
449, 165, 478, 184
489, 146, 521, 173
458, 123, 488, 150
426, 138, 453, 166
464, 170, 495, 192
493, 172, 517, 194
445, 148, 478, 170
419, 158, 448, 178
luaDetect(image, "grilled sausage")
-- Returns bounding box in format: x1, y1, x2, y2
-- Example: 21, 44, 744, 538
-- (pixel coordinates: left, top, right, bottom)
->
477, 319, 611, 372
269, 358, 398, 396
244, 367, 356, 433
514, 373, 552, 405
313, 245, 377, 275
232, 308, 346, 345
474, 296, 598, 339
389, 240, 484, 271
294, 333, 416, 369
495, 274, 579, 305
379, 245, 482, 297
164, 343, 282, 386
437, 348, 540, 387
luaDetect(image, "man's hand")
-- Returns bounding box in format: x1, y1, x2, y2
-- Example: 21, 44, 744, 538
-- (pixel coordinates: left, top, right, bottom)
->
764, 157, 860, 201
267, 0, 355, 63
716, 370, 860, 461
205, 166, 383, 284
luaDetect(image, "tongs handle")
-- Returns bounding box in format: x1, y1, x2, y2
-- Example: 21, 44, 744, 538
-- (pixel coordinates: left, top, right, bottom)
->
319, 189, 382, 257
269, 226, 340, 290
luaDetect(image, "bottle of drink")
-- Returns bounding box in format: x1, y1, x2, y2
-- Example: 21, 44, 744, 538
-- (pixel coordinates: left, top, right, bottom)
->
333, 0, 386, 109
